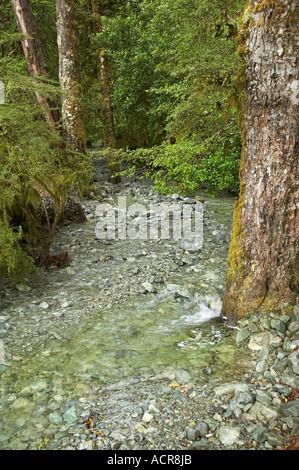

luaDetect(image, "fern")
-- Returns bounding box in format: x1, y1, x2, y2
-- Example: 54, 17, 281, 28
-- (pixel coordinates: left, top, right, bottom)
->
0, 51, 92, 280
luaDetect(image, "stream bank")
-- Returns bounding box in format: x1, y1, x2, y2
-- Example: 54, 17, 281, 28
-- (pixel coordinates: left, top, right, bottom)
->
0, 173, 298, 451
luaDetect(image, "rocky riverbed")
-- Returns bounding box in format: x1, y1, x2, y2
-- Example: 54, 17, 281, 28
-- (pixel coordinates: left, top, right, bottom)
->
0, 171, 298, 451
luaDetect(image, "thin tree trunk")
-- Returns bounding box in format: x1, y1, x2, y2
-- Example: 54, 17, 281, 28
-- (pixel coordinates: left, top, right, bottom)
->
56, 0, 87, 153
91, 0, 121, 183
221, 0, 299, 323
11, 0, 60, 129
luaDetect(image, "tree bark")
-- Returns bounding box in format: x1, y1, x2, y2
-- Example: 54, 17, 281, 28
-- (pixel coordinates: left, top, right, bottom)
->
56, 0, 87, 153
91, 0, 121, 183
221, 0, 299, 323
11, 0, 60, 129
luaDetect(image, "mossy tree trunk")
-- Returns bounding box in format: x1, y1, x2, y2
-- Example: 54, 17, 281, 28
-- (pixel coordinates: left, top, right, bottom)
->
56, 0, 87, 154
11, 0, 60, 130
91, 0, 121, 184
221, 0, 299, 323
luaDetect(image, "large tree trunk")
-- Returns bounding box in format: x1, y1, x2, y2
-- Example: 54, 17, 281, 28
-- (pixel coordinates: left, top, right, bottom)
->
91, 0, 121, 183
56, 0, 87, 153
221, 0, 299, 323
11, 0, 60, 129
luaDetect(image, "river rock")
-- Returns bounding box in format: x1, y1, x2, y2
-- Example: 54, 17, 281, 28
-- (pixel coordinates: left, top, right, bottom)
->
166, 284, 191, 300
289, 349, 299, 375
214, 383, 250, 396
16, 284, 31, 292
236, 327, 250, 346
179, 238, 202, 253
218, 426, 240, 446
182, 197, 195, 204
288, 320, 299, 334
243, 401, 279, 421
270, 319, 286, 334
273, 356, 289, 373
255, 360, 268, 373
141, 282, 157, 294
280, 399, 299, 417
39, 302, 49, 310
187, 423, 208, 441
248, 425, 267, 443
63, 406, 77, 424
175, 369, 191, 384
20, 380, 48, 394
196, 421, 208, 438
227, 391, 256, 414
49, 411, 63, 425
135, 423, 147, 434
11, 398, 30, 409
142, 412, 154, 424
248, 332, 283, 351
148, 402, 160, 414
264, 431, 285, 447
77, 441, 94, 450
258, 345, 270, 361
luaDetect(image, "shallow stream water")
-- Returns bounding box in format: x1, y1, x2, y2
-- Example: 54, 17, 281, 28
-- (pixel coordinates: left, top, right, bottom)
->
0, 188, 250, 450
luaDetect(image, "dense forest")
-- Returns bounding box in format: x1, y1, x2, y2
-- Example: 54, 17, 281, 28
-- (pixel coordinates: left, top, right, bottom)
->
0, 0, 245, 276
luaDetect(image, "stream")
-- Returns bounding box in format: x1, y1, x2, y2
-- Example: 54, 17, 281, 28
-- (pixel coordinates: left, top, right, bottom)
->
0, 180, 254, 450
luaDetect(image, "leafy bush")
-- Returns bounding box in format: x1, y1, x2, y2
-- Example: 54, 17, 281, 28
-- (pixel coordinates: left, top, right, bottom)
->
106, 128, 241, 196
0, 217, 34, 279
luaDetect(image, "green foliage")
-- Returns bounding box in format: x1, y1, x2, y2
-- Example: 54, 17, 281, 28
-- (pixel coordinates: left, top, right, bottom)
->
92, 0, 245, 192
98, 126, 241, 195
191, 131, 241, 194
94, 3, 168, 148
0, 0, 247, 280
0, 48, 91, 280
96, 0, 246, 146
150, 130, 241, 195
0, 217, 34, 280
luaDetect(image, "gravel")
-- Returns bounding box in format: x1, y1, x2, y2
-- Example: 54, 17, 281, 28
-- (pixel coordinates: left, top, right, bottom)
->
0, 174, 298, 451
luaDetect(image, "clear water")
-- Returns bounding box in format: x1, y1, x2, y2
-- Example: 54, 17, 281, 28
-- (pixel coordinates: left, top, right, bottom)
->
0, 193, 247, 449
0, 289, 239, 448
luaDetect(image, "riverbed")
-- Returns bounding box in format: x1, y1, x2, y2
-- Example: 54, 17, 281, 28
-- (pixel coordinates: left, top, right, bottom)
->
0, 177, 297, 450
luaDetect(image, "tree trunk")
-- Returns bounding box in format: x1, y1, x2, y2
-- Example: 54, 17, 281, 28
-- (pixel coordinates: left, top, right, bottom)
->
91, 0, 121, 183
56, 0, 87, 153
221, 0, 299, 323
11, 0, 60, 129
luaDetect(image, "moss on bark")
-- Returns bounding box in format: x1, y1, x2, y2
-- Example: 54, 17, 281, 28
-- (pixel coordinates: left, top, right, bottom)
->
221, 0, 299, 323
